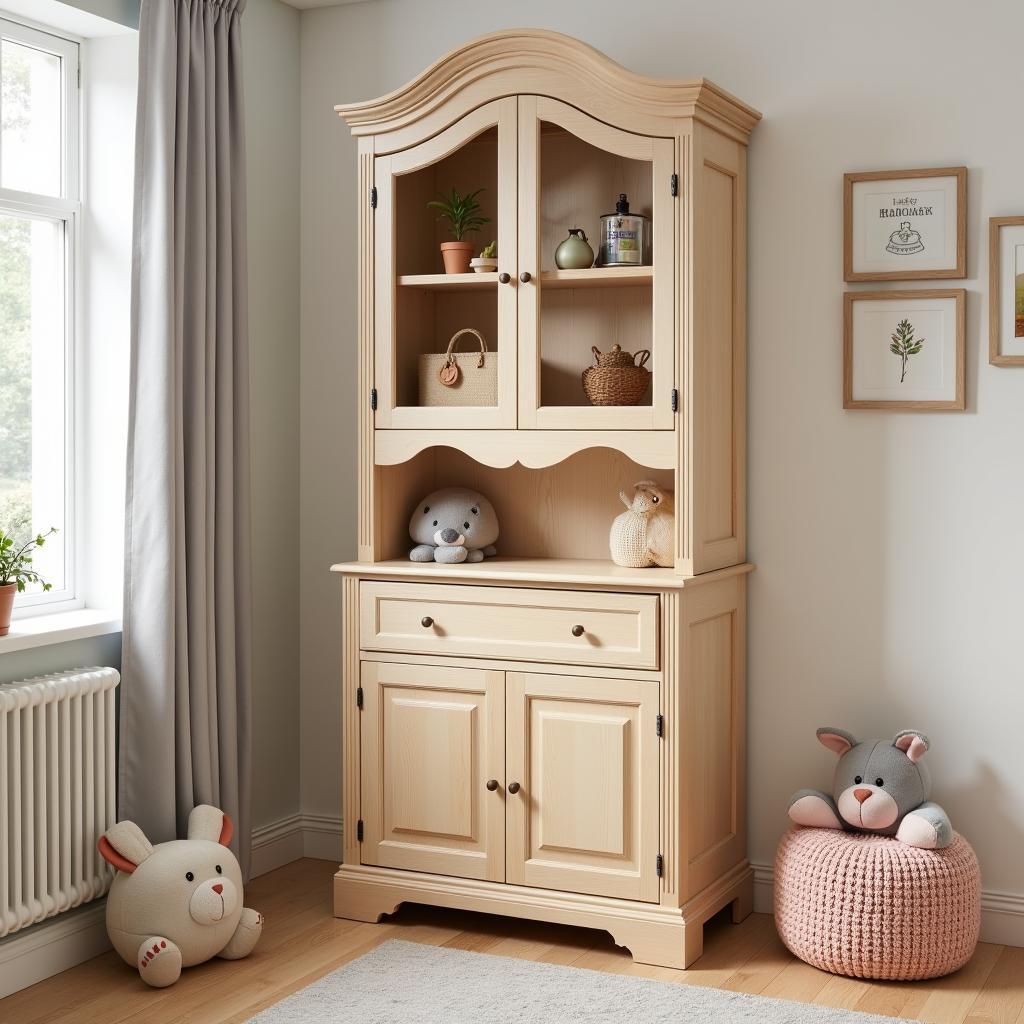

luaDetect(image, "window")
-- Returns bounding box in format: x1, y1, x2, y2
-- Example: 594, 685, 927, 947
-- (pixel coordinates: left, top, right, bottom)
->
0, 17, 79, 611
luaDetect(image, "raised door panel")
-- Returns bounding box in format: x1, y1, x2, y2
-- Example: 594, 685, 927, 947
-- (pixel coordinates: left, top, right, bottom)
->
506, 672, 660, 902
360, 661, 505, 881
518, 95, 676, 430
374, 98, 517, 429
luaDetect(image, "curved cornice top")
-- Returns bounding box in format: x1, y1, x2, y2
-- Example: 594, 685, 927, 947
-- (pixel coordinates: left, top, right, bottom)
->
335, 28, 761, 140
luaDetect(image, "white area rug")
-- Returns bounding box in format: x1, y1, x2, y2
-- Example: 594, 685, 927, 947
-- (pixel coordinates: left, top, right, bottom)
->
246, 939, 911, 1023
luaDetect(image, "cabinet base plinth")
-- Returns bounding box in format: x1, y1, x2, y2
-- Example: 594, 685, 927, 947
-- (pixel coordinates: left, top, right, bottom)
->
333, 861, 753, 970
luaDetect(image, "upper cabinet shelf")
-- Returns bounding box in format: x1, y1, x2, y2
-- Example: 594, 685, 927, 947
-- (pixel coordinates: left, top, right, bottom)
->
398, 272, 498, 291
539, 267, 652, 289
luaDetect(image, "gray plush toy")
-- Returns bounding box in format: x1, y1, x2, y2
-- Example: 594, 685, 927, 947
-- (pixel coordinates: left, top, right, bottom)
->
787, 727, 953, 849
409, 487, 499, 564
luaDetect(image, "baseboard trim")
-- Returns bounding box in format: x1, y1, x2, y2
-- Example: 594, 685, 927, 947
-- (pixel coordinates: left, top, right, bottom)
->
251, 812, 343, 877
751, 860, 1024, 947
0, 901, 110, 999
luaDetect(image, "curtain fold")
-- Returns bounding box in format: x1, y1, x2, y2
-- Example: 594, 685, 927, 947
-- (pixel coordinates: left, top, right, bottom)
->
121, 0, 252, 876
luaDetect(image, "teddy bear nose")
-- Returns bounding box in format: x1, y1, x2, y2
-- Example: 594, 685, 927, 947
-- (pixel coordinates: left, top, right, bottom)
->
212, 883, 224, 895
853, 788, 872, 804
440, 528, 459, 544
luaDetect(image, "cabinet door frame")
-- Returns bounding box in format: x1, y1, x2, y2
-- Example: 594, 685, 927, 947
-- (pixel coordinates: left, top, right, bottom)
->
505, 671, 661, 902
360, 661, 506, 882
373, 98, 518, 429
517, 96, 676, 430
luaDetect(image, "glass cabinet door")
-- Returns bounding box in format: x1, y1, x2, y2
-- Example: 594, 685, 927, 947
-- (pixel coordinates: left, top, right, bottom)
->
373, 98, 517, 429
517, 96, 675, 430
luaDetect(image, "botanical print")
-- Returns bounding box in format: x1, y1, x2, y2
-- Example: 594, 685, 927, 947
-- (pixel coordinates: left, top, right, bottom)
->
890, 319, 924, 382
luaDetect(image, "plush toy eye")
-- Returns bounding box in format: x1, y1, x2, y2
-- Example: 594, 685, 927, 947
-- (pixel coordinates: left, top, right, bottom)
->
463, 522, 470, 529
854, 776, 862, 784
423, 506, 430, 513
875, 778, 884, 787
216, 865, 223, 874
432, 520, 438, 527
652, 496, 659, 503
185, 871, 194, 882
471, 507, 479, 515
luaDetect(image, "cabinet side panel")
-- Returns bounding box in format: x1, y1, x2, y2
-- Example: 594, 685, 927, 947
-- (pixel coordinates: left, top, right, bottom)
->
659, 589, 680, 906
681, 575, 746, 898
357, 139, 376, 557
342, 575, 361, 865
687, 125, 746, 574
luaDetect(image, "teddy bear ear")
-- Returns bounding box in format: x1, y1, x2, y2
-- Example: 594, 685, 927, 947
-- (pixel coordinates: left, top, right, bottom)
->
816, 727, 857, 756
98, 820, 154, 874
893, 729, 930, 763
187, 804, 233, 847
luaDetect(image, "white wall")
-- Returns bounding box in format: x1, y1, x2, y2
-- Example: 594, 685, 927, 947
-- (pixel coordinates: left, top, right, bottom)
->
299, 0, 1024, 925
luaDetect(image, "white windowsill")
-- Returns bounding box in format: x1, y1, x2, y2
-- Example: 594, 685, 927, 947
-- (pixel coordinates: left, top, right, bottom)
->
0, 608, 122, 654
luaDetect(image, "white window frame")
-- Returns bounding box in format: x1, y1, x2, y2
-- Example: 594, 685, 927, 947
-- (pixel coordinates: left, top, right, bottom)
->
0, 15, 81, 615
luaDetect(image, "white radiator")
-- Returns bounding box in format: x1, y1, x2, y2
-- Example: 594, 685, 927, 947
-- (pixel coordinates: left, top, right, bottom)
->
0, 667, 120, 938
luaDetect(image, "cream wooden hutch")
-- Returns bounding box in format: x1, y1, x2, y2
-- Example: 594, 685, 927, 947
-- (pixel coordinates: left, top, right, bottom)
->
331, 29, 760, 969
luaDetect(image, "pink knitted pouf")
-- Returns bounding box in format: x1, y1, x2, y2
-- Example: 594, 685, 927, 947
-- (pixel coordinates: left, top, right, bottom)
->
774, 827, 980, 981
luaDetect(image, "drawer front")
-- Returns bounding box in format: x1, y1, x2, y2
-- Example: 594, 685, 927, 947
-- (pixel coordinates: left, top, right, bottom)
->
359, 582, 659, 670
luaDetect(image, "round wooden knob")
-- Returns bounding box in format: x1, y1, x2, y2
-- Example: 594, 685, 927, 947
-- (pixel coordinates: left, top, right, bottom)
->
571, 624, 585, 637
486, 779, 499, 792
498, 272, 511, 284
519, 271, 532, 283
507, 782, 521, 794
421, 616, 434, 628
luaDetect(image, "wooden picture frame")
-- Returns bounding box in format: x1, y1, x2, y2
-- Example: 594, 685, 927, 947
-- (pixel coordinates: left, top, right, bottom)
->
844, 289, 965, 410
844, 167, 967, 282
988, 216, 1024, 366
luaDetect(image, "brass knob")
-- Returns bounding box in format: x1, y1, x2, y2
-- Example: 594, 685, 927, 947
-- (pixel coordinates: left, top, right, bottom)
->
421, 616, 434, 628
519, 271, 532, 283
571, 624, 585, 637
498, 272, 511, 284
486, 779, 499, 792
507, 782, 521, 794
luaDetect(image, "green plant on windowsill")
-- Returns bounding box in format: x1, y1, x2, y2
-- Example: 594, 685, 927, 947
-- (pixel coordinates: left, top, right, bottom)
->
427, 188, 490, 274
0, 526, 57, 636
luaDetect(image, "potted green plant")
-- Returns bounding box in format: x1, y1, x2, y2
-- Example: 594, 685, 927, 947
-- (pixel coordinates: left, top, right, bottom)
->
0, 526, 57, 636
427, 188, 490, 274
470, 240, 498, 274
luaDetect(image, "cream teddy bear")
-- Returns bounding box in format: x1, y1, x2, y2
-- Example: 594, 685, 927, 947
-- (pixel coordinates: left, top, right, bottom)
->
98, 804, 263, 987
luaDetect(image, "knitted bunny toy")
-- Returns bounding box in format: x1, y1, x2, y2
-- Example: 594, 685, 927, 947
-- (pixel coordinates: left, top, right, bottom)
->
788, 728, 953, 849
609, 481, 674, 568
98, 805, 263, 987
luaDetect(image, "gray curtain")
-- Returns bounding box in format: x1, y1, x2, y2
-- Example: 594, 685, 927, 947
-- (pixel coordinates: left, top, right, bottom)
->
121, 0, 252, 876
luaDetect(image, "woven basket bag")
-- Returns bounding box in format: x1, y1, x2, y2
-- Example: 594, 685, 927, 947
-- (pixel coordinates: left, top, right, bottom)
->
419, 328, 497, 408
775, 827, 980, 980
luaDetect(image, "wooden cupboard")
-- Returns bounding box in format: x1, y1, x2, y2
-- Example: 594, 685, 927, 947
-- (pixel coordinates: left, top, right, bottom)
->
332, 29, 760, 969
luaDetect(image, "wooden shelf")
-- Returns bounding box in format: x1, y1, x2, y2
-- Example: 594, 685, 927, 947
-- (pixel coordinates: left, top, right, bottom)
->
539, 267, 652, 289
331, 557, 754, 590
398, 272, 498, 291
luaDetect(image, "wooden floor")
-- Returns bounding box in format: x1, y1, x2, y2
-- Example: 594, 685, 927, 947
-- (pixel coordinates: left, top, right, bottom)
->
2, 858, 1021, 1024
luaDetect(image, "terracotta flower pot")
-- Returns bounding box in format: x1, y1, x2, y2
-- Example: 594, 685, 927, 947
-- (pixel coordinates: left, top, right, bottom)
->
0, 582, 17, 637
440, 241, 475, 275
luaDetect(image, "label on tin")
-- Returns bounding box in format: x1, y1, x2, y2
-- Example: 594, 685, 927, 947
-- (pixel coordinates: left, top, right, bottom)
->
604, 219, 642, 265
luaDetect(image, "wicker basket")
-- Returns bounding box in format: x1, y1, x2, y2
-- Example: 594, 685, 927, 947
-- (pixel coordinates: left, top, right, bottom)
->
419, 328, 497, 407
582, 344, 651, 406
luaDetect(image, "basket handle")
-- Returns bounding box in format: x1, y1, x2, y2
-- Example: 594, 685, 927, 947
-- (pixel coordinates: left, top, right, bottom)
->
591, 345, 603, 364
634, 349, 651, 368
445, 328, 488, 369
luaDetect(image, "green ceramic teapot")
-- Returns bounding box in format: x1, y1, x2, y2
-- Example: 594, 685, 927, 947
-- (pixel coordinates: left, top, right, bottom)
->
554, 228, 595, 270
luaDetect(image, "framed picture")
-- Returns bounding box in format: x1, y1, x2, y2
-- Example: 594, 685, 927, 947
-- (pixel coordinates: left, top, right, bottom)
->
844, 167, 967, 281
844, 290, 965, 410
988, 216, 1024, 366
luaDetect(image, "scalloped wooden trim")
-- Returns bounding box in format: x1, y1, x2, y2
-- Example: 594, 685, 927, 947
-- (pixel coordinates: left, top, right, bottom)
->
372, 430, 676, 470
335, 29, 761, 142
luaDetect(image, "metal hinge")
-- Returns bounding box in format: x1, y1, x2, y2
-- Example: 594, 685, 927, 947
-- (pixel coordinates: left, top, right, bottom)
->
670, 388, 679, 413
370, 388, 378, 412
656, 854, 664, 877
356, 686, 364, 709
656, 714, 664, 738
356, 819, 364, 842
670, 173, 679, 198
370, 186, 378, 209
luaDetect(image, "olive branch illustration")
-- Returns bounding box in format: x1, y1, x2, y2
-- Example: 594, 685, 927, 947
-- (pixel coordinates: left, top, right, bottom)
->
890, 318, 925, 383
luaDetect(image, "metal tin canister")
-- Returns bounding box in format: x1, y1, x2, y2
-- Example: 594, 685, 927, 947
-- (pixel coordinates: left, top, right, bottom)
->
599, 194, 648, 266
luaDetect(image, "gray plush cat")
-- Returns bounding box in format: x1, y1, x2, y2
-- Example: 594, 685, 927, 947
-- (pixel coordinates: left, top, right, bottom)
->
787, 727, 953, 849
409, 487, 499, 564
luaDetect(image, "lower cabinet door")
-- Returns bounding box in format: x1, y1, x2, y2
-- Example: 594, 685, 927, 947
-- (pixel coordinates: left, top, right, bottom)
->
505, 672, 661, 902
360, 661, 505, 882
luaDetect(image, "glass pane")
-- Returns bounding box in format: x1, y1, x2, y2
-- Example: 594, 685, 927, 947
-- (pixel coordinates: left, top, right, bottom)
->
2, 38, 62, 196
0, 213, 66, 596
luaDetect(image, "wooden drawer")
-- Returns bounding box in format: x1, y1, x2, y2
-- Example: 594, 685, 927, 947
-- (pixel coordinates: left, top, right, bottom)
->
359, 581, 659, 670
